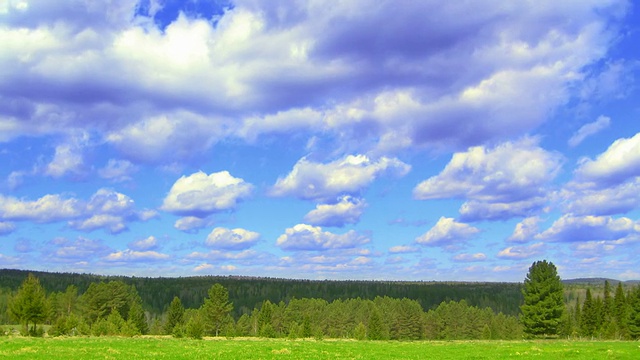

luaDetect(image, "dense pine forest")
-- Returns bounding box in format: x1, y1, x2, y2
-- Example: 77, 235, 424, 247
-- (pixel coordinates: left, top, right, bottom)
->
0, 269, 522, 317
1, 269, 639, 340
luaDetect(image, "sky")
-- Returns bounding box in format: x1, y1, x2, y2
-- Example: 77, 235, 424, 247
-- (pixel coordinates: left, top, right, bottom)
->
1, 0, 640, 282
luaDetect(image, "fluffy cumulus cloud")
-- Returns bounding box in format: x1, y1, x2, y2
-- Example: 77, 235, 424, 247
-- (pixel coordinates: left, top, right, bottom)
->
128, 235, 159, 251
303, 196, 367, 227
415, 217, 480, 248
161, 171, 253, 217
104, 249, 170, 262
562, 132, 640, 216
276, 224, 370, 251
497, 243, 545, 260
507, 216, 542, 243
452, 253, 487, 262
535, 215, 640, 243
0, 188, 153, 233
271, 155, 410, 201
574, 132, 640, 186
414, 138, 562, 221
205, 227, 260, 250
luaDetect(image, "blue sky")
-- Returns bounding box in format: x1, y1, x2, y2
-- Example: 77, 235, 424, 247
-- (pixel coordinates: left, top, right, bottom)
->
1, 0, 640, 281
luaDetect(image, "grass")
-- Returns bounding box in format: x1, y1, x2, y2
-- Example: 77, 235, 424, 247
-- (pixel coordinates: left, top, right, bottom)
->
0, 336, 638, 359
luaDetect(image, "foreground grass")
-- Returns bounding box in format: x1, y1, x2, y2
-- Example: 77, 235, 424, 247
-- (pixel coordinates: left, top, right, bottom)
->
0, 336, 638, 359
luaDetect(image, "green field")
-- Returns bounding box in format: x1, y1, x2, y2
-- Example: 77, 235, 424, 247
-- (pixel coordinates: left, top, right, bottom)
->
0, 337, 638, 359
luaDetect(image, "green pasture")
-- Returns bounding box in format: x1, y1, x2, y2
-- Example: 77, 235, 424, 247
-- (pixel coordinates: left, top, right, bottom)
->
0, 337, 639, 359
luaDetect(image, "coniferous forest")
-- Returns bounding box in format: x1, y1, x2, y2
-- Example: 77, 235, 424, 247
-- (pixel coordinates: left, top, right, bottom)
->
1, 268, 639, 340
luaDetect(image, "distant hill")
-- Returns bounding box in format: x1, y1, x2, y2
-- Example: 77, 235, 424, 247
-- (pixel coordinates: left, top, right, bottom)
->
562, 278, 640, 286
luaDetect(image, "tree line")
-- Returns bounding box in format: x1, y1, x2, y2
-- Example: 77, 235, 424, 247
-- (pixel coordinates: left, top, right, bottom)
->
3, 273, 522, 340
0, 269, 522, 318
2, 263, 640, 340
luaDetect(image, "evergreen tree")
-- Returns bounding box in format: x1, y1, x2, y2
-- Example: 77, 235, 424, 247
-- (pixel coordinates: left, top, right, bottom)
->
164, 296, 185, 335
613, 282, 629, 339
8, 273, 49, 336
201, 283, 233, 336
128, 300, 148, 335
629, 286, 640, 340
520, 260, 565, 337
367, 306, 387, 340
580, 288, 598, 337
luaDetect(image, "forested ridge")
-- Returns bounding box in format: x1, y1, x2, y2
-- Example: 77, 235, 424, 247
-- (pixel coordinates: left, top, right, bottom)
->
0, 269, 522, 317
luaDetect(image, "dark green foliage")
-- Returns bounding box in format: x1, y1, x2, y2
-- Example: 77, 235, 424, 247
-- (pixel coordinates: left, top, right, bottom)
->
186, 310, 205, 340
367, 306, 387, 340
0, 269, 523, 317
613, 282, 629, 338
164, 296, 185, 336
629, 286, 640, 339
8, 273, 49, 336
201, 283, 233, 336
580, 288, 598, 337
520, 260, 565, 337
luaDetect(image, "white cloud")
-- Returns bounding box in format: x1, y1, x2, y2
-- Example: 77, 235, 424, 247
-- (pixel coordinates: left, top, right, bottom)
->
568, 115, 611, 147
415, 217, 480, 247
0, 188, 152, 233
535, 214, 640, 243
271, 155, 410, 201
194, 263, 215, 272
303, 196, 367, 227
205, 227, 260, 250
128, 235, 159, 251
574, 131, 640, 186
388, 245, 420, 254
413, 138, 562, 221
161, 171, 253, 217
104, 249, 169, 262
507, 216, 542, 243
497, 243, 544, 260
69, 214, 127, 234
0, 194, 82, 222
452, 253, 487, 262
562, 178, 640, 216
44, 131, 90, 178
174, 216, 212, 232
276, 224, 370, 251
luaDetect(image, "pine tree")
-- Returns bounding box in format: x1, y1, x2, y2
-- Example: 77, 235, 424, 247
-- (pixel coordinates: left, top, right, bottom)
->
580, 288, 598, 338
367, 306, 387, 340
8, 273, 49, 336
201, 283, 233, 337
629, 286, 640, 340
520, 260, 565, 337
613, 282, 629, 339
164, 296, 185, 335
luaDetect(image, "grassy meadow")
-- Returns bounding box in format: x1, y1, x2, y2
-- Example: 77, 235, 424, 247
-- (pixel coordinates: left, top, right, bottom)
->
0, 336, 638, 359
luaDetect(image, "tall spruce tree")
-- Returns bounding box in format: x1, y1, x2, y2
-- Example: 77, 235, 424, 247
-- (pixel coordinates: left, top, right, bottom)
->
520, 260, 565, 337
164, 296, 185, 335
613, 282, 628, 338
629, 286, 640, 340
8, 273, 49, 335
580, 288, 598, 337
201, 283, 233, 337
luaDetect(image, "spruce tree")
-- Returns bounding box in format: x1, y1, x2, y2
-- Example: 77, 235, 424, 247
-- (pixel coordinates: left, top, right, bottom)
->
164, 296, 185, 335
629, 286, 640, 340
8, 273, 49, 335
201, 283, 233, 337
520, 260, 565, 337
580, 288, 598, 337
613, 282, 628, 338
